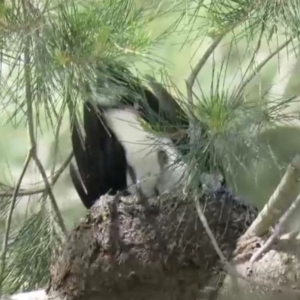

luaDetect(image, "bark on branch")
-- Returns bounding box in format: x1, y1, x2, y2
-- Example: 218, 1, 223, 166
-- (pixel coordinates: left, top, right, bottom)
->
244, 154, 300, 238
218, 155, 300, 300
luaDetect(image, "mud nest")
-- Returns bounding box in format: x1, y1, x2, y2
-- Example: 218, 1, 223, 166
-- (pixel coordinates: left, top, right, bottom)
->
49, 188, 258, 300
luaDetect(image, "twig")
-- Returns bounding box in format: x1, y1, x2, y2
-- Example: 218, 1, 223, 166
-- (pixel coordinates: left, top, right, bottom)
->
51, 152, 73, 185
150, 129, 188, 140
184, 7, 256, 106
0, 151, 33, 295
184, 15, 252, 147
194, 192, 300, 295
239, 15, 266, 86
0, 152, 73, 197
0, 187, 45, 197
50, 102, 67, 178
185, 34, 225, 105
248, 193, 300, 271
234, 37, 293, 100
32, 156, 66, 233
113, 42, 147, 58
244, 154, 300, 238
193, 193, 240, 278
22, 8, 66, 235
41, 103, 68, 229
184, 35, 226, 146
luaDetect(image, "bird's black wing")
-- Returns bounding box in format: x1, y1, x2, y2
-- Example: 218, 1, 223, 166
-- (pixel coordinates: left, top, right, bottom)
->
83, 102, 111, 201
71, 99, 129, 208
70, 109, 92, 208
70, 101, 109, 208
92, 102, 128, 195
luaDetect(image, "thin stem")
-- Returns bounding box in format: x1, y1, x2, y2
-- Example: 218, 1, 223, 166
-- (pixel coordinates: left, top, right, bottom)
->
193, 193, 239, 278
51, 152, 73, 185
234, 37, 293, 100
32, 156, 66, 234
240, 16, 266, 86
0, 152, 73, 197
185, 35, 226, 146
22, 5, 66, 235
185, 34, 226, 105
185, 12, 253, 106
50, 102, 67, 177
184, 15, 252, 147
0, 150, 32, 294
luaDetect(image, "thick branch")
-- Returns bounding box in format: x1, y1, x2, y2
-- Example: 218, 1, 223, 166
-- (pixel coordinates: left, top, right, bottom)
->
248, 193, 300, 271
245, 154, 300, 237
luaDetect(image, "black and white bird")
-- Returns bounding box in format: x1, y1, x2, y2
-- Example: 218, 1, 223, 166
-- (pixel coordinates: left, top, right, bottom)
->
69, 63, 225, 209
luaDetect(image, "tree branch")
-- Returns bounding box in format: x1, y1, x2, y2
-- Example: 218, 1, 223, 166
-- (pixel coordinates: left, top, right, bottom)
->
247, 193, 300, 272
193, 193, 240, 278
234, 37, 293, 100
0, 152, 73, 197
0, 151, 33, 294
22, 5, 66, 235
184, 35, 226, 146
50, 103, 67, 178
239, 14, 266, 87
185, 34, 226, 106
184, 15, 253, 147
244, 154, 300, 237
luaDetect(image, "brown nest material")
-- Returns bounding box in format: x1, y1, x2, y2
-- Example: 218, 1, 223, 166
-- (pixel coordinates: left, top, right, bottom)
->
49, 188, 258, 300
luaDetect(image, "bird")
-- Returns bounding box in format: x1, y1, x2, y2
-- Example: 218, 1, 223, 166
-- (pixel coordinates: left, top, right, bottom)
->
70, 99, 189, 208
69, 62, 225, 209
